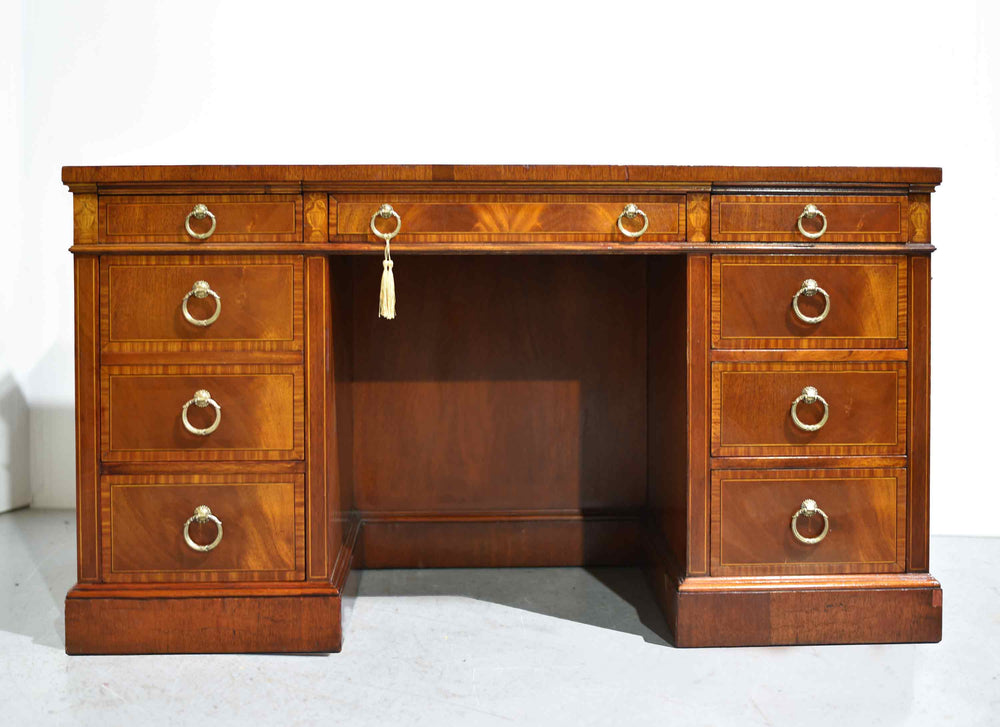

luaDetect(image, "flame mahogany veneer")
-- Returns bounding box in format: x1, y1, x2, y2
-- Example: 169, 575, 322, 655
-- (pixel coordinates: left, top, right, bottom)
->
63, 165, 941, 653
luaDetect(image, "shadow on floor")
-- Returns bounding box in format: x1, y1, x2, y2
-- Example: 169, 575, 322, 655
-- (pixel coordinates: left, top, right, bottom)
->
355, 566, 674, 646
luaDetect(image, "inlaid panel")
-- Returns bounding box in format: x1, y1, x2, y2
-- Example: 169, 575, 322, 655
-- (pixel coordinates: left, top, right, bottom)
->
102, 474, 304, 582
711, 468, 906, 576
100, 194, 301, 243
711, 361, 906, 457
331, 194, 686, 243
100, 365, 304, 461
712, 255, 907, 349
101, 255, 303, 358
711, 195, 908, 243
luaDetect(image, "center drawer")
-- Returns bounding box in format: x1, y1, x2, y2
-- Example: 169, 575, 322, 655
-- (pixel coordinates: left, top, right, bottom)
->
329, 194, 687, 243
100, 365, 304, 461
101, 474, 305, 582
711, 361, 906, 457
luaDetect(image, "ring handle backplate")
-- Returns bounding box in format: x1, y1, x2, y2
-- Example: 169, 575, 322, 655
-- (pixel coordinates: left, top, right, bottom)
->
183, 505, 223, 552
185, 203, 217, 240
181, 389, 222, 436
791, 499, 829, 545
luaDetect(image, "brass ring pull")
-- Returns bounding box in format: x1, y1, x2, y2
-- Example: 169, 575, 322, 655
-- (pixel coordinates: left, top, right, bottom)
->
183, 505, 223, 552
181, 389, 222, 436
617, 203, 649, 239
796, 203, 828, 239
790, 386, 829, 432
370, 204, 402, 241
791, 278, 830, 324
181, 280, 221, 327
791, 499, 829, 545
185, 203, 217, 240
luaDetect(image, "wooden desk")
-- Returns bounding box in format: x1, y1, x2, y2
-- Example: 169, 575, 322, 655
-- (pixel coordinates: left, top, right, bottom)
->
61, 165, 942, 653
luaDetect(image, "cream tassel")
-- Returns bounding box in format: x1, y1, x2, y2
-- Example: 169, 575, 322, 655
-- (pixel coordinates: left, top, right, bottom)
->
378, 251, 396, 320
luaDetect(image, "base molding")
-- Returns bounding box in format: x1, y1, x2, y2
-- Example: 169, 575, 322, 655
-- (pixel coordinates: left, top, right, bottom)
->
645, 556, 941, 647
65, 523, 359, 655
65, 590, 343, 654
358, 512, 642, 568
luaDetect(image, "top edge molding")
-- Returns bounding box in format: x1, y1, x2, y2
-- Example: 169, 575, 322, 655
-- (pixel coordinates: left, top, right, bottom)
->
61, 164, 943, 188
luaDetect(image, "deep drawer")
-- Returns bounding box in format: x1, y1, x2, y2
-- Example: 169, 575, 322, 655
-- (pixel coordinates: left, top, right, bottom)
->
102, 474, 304, 582
99, 194, 302, 243
711, 195, 908, 243
101, 255, 303, 357
100, 365, 304, 461
712, 255, 907, 349
711, 468, 906, 576
711, 362, 906, 457
330, 194, 686, 243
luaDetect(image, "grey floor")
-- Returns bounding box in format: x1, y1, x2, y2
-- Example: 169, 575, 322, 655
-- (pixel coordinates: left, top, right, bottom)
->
1, 509, 997, 726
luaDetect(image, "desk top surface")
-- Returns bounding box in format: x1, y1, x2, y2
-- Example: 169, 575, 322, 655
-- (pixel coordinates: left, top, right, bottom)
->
61, 165, 942, 187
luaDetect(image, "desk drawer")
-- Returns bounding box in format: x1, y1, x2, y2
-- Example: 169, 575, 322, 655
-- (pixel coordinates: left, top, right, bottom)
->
101, 255, 303, 357
99, 194, 302, 243
712, 255, 907, 349
100, 365, 304, 462
330, 194, 686, 243
711, 195, 907, 242
711, 468, 906, 576
711, 362, 906, 457
102, 474, 304, 582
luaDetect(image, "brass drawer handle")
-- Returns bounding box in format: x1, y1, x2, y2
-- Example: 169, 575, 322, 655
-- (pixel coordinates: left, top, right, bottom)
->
796, 203, 827, 239
617, 203, 649, 239
791, 499, 829, 545
181, 389, 222, 436
183, 505, 223, 552
370, 203, 402, 241
185, 203, 217, 240
371, 204, 401, 320
790, 386, 829, 432
181, 280, 221, 326
791, 278, 831, 324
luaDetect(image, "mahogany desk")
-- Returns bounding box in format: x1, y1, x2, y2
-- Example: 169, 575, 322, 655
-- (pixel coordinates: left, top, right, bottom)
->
61, 165, 942, 653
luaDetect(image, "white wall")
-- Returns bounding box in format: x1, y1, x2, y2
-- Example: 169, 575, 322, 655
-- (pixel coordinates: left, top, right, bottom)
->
4, 0, 998, 534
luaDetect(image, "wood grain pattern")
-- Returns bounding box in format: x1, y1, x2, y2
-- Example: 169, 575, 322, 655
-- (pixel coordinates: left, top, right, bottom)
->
711, 255, 907, 349
99, 194, 302, 243
686, 255, 712, 576
100, 365, 304, 461
672, 580, 941, 647
73, 194, 98, 244
360, 514, 641, 568
711, 361, 907, 457
908, 255, 931, 571
101, 474, 304, 582
305, 255, 332, 580
100, 255, 303, 360
646, 257, 691, 573
62, 164, 943, 187
65, 591, 342, 654
330, 258, 356, 564
332, 194, 685, 243
64, 164, 941, 653
711, 195, 908, 242
711, 468, 906, 576
350, 256, 647, 514
75, 256, 101, 582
